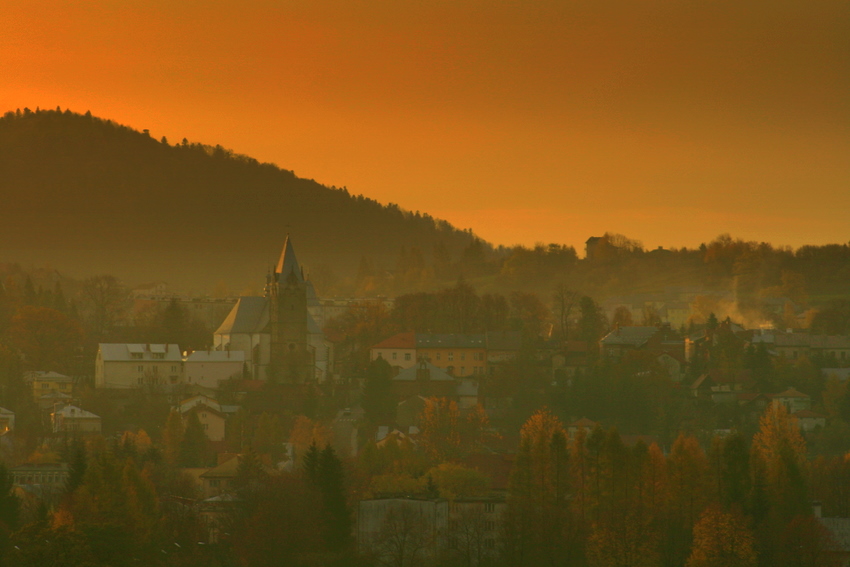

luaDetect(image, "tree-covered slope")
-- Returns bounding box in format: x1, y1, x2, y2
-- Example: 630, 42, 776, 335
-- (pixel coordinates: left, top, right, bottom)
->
0, 107, 481, 288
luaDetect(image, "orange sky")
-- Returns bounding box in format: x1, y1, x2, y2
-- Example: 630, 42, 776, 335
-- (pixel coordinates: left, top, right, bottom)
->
3, 0, 848, 251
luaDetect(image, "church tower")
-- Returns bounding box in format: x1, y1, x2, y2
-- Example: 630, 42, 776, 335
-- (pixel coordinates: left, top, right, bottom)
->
267, 236, 314, 384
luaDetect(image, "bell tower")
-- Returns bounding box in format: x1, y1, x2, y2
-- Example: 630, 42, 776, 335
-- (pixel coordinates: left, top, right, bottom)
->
267, 236, 313, 383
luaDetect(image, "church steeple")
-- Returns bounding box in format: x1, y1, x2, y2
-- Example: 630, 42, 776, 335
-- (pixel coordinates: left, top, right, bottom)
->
275, 235, 304, 284
268, 236, 313, 384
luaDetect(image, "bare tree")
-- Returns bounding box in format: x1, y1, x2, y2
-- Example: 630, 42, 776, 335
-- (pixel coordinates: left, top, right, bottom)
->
81, 275, 126, 340
374, 504, 437, 567
552, 283, 579, 344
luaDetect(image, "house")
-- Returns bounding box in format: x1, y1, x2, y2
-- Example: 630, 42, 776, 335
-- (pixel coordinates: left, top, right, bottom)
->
179, 395, 229, 442
10, 462, 69, 489
793, 409, 826, 432
484, 331, 523, 371
600, 326, 666, 361
0, 407, 14, 432
690, 370, 754, 404
358, 498, 449, 563
551, 341, 590, 381
213, 237, 332, 383
771, 387, 812, 414
184, 349, 245, 389
416, 334, 488, 378
24, 371, 73, 401
196, 453, 275, 498
51, 405, 101, 434
96, 343, 182, 389
371, 332, 417, 372
567, 417, 600, 442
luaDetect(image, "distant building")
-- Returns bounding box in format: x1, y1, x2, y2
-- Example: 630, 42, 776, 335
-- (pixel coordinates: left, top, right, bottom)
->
369, 331, 521, 378
24, 371, 73, 401
213, 237, 332, 382
96, 343, 182, 389
184, 349, 245, 389
52, 405, 102, 434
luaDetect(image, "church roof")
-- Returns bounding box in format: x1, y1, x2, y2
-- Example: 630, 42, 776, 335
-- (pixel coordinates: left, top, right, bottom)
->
214, 296, 269, 335
275, 236, 304, 283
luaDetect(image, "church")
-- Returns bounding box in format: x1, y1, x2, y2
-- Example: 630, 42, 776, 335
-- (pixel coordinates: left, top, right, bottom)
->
213, 237, 332, 383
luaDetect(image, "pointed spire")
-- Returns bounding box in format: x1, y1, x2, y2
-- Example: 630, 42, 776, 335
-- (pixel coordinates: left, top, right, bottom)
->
275, 235, 303, 283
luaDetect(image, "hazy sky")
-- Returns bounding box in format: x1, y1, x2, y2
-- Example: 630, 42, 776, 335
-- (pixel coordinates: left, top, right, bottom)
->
3, 0, 848, 251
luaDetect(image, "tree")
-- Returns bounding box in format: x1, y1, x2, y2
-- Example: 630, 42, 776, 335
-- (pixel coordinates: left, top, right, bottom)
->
80, 275, 125, 340
751, 403, 808, 519
505, 409, 571, 566
8, 306, 84, 372
179, 410, 210, 467
419, 397, 462, 461
362, 356, 395, 426
578, 296, 606, 347
553, 284, 579, 344
316, 444, 351, 552
162, 409, 184, 467
779, 514, 842, 567
686, 505, 757, 567
0, 462, 20, 562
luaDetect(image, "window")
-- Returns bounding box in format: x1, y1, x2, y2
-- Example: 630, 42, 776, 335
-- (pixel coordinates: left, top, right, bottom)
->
485, 539, 495, 550
461, 367, 465, 375
131, 353, 143, 359
204, 424, 209, 431
138, 365, 144, 372
392, 352, 397, 360
436, 353, 441, 361
172, 365, 177, 372
461, 353, 466, 361
405, 353, 411, 361
485, 521, 495, 531
448, 352, 454, 361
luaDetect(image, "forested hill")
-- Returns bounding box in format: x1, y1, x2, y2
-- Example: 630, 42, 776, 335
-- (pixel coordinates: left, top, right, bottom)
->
0, 107, 482, 289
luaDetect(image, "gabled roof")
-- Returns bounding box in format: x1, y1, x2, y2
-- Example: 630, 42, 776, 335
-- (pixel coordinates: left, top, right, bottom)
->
372, 332, 416, 350
772, 387, 810, 399
600, 326, 659, 347
214, 296, 269, 335
569, 417, 599, 429
53, 405, 99, 419
275, 236, 303, 284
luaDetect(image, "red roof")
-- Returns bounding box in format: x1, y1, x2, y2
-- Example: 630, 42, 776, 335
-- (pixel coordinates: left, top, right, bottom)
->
372, 332, 416, 350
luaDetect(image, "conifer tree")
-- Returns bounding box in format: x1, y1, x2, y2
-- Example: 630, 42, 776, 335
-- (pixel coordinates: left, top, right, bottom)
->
179, 411, 209, 467
317, 444, 351, 552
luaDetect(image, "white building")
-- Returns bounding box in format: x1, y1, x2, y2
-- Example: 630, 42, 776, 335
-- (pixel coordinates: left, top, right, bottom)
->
52, 405, 101, 434
184, 350, 245, 389
96, 343, 182, 389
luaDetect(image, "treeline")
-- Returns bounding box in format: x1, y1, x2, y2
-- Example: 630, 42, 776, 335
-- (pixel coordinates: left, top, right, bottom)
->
0, 107, 482, 288
355, 233, 850, 311
500, 405, 846, 567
